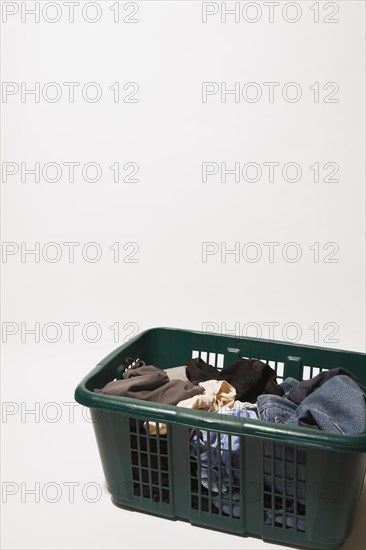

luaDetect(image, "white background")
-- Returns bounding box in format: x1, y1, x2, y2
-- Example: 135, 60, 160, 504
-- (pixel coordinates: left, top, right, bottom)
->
1, 1, 365, 549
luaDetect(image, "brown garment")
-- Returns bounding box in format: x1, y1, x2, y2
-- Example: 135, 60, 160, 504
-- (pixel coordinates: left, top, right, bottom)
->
95, 361, 204, 405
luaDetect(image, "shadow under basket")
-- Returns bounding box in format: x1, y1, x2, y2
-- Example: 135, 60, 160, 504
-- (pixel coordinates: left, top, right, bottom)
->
75, 327, 366, 550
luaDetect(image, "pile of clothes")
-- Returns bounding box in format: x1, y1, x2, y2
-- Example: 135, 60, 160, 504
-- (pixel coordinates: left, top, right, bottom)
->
95, 357, 366, 435
95, 357, 366, 527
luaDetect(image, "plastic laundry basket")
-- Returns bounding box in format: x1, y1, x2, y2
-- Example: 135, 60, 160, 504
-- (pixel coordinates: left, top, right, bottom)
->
74, 327, 366, 550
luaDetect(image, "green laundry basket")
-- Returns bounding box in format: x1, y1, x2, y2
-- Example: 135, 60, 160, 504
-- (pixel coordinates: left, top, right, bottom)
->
74, 327, 366, 550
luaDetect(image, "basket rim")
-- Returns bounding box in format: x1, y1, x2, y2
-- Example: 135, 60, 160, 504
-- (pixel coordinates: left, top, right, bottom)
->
74, 326, 366, 453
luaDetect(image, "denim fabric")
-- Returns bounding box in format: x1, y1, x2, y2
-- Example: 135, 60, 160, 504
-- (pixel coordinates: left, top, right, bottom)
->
280, 377, 300, 397
285, 375, 366, 435
212, 492, 240, 518
258, 390, 306, 505
287, 367, 366, 405
190, 403, 258, 517
257, 393, 298, 424
262, 442, 306, 503
264, 510, 305, 531
259, 375, 366, 435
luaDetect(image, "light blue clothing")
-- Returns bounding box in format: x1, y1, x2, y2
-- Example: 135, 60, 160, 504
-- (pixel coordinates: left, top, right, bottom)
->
264, 510, 306, 531
190, 402, 258, 517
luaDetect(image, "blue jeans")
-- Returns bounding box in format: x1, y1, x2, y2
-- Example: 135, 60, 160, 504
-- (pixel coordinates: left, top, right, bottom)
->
258, 375, 366, 435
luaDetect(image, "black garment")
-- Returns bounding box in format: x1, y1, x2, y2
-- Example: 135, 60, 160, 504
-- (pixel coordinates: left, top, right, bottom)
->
185, 357, 283, 403
218, 359, 284, 402
185, 357, 219, 384
287, 367, 366, 405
